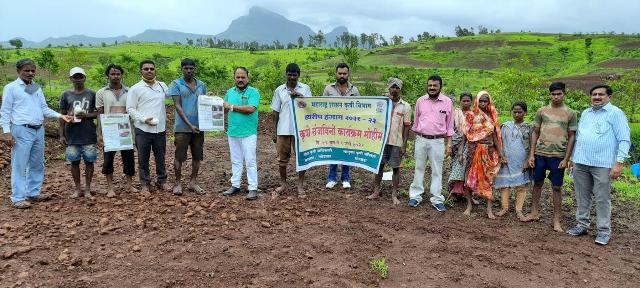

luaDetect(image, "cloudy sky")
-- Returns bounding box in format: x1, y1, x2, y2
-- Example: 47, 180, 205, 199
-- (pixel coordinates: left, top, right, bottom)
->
1, 0, 637, 41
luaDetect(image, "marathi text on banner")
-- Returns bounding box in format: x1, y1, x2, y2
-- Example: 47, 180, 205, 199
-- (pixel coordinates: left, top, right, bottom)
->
292, 96, 391, 173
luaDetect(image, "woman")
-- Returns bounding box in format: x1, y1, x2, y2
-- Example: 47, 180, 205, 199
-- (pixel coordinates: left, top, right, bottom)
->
448, 92, 473, 197
461, 91, 505, 218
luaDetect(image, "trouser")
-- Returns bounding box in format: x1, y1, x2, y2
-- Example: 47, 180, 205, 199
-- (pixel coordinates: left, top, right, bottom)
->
135, 128, 167, 186
102, 149, 135, 176
327, 164, 350, 182
10, 124, 45, 203
409, 136, 445, 205
573, 163, 612, 236
228, 135, 258, 191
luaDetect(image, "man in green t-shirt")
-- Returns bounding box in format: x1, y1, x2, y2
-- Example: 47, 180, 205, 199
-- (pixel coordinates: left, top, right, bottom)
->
222, 67, 261, 200
523, 82, 577, 232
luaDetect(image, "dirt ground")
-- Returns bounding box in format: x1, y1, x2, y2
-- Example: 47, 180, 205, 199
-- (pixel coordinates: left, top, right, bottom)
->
1, 114, 640, 288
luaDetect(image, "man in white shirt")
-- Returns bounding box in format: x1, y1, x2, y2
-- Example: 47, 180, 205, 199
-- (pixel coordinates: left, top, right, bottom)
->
270, 63, 312, 198
126, 60, 169, 194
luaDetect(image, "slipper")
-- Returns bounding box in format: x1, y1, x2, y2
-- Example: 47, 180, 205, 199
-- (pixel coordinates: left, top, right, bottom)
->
12, 200, 32, 209
189, 184, 204, 194
173, 184, 183, 195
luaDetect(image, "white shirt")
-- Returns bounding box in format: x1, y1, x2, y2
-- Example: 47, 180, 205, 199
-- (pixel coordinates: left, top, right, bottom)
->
1, 78, 61, 133
126, 80, 169, 133
270, 82, 312, 135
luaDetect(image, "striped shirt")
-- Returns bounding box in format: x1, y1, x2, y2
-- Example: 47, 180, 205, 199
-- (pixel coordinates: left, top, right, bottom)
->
572, 103, 630, 168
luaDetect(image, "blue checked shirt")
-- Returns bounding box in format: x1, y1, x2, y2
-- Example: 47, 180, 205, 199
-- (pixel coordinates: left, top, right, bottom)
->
572, 103, 630, 168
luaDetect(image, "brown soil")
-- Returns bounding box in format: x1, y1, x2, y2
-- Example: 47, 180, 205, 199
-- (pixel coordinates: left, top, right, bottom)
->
598, 59, 640, 69
506, 41, 552, 46
616, 41, 640, 49
553, 74, 616, 93
1, 113, 640, 287
377, 47, 416, 55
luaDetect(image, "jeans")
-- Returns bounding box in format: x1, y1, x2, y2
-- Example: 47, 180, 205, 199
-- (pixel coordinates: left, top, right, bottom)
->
10, 124, 45, 203
573, 163, 612, 236
327, 165, 350, 182
228, 135, 258, 190
409, 136, 445, 205
135, 128, 167, 186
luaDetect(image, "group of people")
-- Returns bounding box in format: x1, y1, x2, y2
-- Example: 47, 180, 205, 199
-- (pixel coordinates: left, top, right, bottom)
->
0, 58, 631, 246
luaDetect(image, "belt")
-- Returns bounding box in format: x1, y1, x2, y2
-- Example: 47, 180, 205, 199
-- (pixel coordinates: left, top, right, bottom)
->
23, 124, 42, 130
416, 133, 445, 139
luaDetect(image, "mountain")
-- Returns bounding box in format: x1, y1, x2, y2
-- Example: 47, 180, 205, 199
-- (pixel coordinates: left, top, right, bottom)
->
214, 6, 315, 45
2, 6, 349, 48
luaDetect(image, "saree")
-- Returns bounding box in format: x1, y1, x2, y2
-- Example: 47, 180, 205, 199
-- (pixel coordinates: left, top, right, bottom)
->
462, 91, 502, 200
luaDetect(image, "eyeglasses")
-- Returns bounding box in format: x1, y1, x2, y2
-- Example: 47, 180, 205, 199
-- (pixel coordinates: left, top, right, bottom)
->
141, 67, 155, 71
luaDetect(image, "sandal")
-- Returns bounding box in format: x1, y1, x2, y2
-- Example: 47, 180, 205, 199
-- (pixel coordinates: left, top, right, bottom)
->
12, 200, 32, 209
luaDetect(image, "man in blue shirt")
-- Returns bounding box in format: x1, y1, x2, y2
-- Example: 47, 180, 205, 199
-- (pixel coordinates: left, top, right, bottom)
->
0, 59, 73, 208
168, 59, 208, 195
567, 84, 631, 246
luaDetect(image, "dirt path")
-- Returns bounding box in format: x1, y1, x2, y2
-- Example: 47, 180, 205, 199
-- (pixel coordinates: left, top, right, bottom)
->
1, 129, 639, 287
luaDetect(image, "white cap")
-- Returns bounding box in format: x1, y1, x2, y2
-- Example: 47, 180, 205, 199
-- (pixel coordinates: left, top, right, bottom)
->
69, 67, 86, 76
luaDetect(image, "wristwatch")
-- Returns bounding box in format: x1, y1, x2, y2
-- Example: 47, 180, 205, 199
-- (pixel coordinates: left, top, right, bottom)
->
230, 105, 234, 112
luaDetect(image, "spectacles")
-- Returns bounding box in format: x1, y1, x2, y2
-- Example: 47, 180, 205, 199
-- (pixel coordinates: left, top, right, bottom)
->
142, 67, 155, 71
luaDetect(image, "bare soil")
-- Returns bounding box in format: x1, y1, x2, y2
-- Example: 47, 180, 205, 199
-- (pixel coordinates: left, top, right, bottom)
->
1, 114, 640, 287
598, 59, 640, 69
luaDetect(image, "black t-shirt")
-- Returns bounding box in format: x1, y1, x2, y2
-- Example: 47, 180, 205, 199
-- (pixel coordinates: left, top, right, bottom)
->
59, 89, 97, 145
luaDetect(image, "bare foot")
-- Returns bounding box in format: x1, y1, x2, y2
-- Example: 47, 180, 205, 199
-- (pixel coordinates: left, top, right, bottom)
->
553, 222, 564, 232
172, 183, 183, 195
84, 190, 95, 200
129, 186, 139, 193
70, 189, 82, 199
495, 209, 508, 217
189, 183, 205, 194
521, 213, 540, 222
366, 192, 380, 200
472, 198, 480, 205
392, 197, 400, 205
274, 185, 286, 193
106, 190, 116, 198
271, 191, 279, 200
516, 213, 526, 222
297, 187, 306, 199
487, 210, 496, 219
463, 207, 472, 216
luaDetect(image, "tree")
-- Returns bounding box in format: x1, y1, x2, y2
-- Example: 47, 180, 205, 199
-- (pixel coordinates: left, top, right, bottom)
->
478, 25, 489, 35
360, 33, 368, 48
391, 35, 404, 45
297, 36, 304, 48
35, 50, 60, 95
9, 39, 23, 55
558, 46, 570, 63
186, 38, 194, 46
584, 37, 592, 49
0, 53, 6, 84
608, 68, 640, 122
316, 30, 325, 47
338, 45, 359, 72
454, 26, 474, 37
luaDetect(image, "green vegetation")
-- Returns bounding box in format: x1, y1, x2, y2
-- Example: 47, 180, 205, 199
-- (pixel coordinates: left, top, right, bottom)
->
369, 257, 389, 279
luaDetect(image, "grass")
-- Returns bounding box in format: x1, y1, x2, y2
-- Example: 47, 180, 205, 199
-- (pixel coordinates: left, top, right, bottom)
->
369, 257, 389, 280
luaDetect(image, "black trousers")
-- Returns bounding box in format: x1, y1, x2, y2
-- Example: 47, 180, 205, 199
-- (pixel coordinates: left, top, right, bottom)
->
102, 149, 135, 176
135, 128, 167, 185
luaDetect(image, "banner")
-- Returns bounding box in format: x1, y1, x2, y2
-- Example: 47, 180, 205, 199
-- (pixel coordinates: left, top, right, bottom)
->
100, 114, 134, 152
198, 95, 225, 131
292, 96, 392, 173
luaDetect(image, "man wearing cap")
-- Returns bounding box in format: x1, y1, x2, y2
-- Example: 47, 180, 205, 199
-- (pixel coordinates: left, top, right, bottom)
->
126, 60, 170, 194
59, 67, 99, 199
366, 77, 411, 204
1, 59, 73, 208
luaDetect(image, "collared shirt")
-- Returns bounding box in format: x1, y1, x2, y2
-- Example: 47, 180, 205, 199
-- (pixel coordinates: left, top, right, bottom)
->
412, 94, 454, 137
572, 103, 631, 168
387, 99, 412, 147
1, 78, 61, 133
126, 79, 169, 133
168, 77, 208, 132
322, 82, 360, 96
96, 84, 129, 114
271, 82, 312, 135
224, 85, 260, 137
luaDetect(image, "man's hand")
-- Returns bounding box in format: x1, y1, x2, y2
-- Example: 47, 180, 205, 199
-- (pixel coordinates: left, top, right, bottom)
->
189, 125, 201, 134
1, 133, 15, 147
144, 117, 156, 126
74, 111, 88, 119
558, 159, 569, 169
445, 145, 452, 158
206, 91, 214, 96
610, 162, 623, 180
400, 146, 406, 156
59, 136, 67, 145
60, 115, 73, 123
528, 155, 535, 169
500, 155, 508, 164
289, 91, 303, 98
272, 134, 277, 144
223, 102, 231, 110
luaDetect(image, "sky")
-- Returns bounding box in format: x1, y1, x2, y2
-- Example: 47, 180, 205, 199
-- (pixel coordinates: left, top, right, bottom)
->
1, 0, 638, 42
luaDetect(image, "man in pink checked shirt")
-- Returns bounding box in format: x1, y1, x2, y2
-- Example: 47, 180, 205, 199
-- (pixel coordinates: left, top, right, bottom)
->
407, 75, 454, 212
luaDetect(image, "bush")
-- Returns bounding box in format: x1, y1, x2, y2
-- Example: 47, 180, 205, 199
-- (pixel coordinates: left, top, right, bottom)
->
630, 123, 640, 163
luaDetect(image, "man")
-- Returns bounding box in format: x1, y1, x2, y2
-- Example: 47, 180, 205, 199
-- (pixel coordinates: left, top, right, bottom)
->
0, 59, 73, 208
567, 84, 630, 245
59, 67, 99, 199
270, 63, 312, 198
222, 67, 261, 200
408, 75, 454, 211
96, 64, 137, 197
322, 62, 360, 189
524, 82, 577, 232
126, 60, 170, 194
366, 77, 411, 205
168, 58, 208, 195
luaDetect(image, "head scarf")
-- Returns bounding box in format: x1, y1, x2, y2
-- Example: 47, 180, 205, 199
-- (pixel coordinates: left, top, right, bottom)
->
387, 77, 403, 90
463, 91, 502, 144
